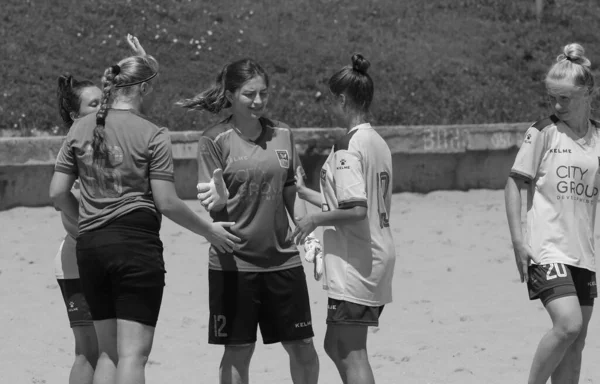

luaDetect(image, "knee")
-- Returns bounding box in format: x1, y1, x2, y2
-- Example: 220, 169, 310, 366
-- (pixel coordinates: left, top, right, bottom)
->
223, 344, 255, 366
284, 339, 318, 365
555, 319, 583, 342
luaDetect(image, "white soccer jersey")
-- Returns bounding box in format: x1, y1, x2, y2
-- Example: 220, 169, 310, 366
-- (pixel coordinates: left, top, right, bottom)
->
320, 123, 396, 306
510, 115, 600, 272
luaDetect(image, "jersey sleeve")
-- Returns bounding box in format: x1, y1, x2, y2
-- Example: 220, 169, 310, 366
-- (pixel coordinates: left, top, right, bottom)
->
510, 127, 547, 182
197, 135, 224, 182
148, 127, 175, 181
54, 136, 78, 175
333, 149, 367, 209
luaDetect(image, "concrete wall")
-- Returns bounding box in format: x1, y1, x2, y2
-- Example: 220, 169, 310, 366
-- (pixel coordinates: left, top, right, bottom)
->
0, 123, 529, 210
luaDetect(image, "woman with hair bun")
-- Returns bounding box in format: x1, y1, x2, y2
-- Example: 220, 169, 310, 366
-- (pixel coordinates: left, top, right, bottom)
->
178, 58, 320, 384
505, 43, 599, 384
293, 54, 396, 384
50, 50, 240, 383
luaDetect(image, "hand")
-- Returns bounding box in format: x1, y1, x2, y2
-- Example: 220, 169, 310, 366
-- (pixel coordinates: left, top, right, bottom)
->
206, 221, 241, 254
197, 169, 229, 211
126, 34, 147, 56
292, 215, 318, 245
513, 242, 533, 283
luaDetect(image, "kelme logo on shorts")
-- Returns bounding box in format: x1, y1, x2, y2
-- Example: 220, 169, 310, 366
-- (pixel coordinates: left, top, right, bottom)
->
275, 150, 289, 168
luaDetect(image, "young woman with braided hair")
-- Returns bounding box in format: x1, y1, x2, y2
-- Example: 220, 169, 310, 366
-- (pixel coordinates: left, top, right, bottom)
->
52, 34, 150, 384
50, 54, 241, 384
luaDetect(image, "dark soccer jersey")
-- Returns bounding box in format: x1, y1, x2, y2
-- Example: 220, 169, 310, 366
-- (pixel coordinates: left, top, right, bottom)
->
55, 109, 174, 234
197, 116, 302, 271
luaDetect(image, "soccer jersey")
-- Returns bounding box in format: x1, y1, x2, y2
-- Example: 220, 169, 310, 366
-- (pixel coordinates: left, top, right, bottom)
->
197, 116, 302, 272
55, 109, 174, 234
319, 123, 396, 306
510, 115, 600, 272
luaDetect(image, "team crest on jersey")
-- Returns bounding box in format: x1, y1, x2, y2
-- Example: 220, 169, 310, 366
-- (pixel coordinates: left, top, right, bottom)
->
275, 150, 289, 168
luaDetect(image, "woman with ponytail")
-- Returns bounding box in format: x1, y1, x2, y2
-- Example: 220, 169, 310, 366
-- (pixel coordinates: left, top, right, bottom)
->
505, 43, 599, 384
178, 59, 320, 384
50, 52, 241, 384
292, 54, 396, 384
55, 73, 102, 384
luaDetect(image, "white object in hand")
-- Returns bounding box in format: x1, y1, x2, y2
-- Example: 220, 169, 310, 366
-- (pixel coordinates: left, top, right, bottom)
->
303, 233, 324, 281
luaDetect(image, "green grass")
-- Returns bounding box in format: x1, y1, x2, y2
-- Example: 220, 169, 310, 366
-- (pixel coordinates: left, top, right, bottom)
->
2, 0, 600, 135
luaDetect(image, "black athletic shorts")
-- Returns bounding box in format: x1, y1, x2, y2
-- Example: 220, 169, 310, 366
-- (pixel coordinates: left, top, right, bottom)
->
57, 278, 93, 327
76, 209, 166, 327
528, 263, 597, 306
326, 298, 385, 326
208, 265, 314, 345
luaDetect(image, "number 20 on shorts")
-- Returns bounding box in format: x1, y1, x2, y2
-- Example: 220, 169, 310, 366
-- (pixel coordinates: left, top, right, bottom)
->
546, 263, 568, 280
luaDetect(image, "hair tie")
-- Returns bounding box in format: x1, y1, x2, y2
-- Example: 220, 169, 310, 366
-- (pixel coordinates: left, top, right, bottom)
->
565, 56, 573, 62
114, 72, 158, 88
111, 65, 121, 75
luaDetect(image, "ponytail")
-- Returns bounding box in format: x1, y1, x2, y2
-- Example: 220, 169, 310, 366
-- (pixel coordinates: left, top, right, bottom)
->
92, 66, 117, 164
176, 63, 231, 113
56, 73, 95, 128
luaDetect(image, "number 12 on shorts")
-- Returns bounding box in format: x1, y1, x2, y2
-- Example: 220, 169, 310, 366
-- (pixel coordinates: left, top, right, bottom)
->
546, 263, 567, 280
213, 314, 227, 337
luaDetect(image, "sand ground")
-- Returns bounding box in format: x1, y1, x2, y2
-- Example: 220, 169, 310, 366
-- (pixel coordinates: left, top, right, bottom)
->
1, 190, 599, 383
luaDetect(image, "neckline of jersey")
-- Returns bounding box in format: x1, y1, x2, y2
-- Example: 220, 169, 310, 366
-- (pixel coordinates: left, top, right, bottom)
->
226, 115, 266, 144
348, 122, 372, 134
557, 118, 594, 144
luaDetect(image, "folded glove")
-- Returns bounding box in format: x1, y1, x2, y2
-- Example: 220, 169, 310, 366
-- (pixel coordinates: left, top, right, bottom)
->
303, 233, 323, 281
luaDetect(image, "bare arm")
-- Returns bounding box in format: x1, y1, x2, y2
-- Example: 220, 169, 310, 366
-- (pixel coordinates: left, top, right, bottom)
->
505, 176, 527, 246
295, 166, 322, 207
151, 179, 240, 252
49, 172, 78, 221
292, 206, 367, 245
283, 185, 297, 225
505, 175, 533, 282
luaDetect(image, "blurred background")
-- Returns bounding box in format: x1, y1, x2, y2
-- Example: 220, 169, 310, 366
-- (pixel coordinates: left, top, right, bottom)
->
1, 0, 599, 136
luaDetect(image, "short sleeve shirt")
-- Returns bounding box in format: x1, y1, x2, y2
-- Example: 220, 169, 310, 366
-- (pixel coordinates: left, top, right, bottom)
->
510, 115, 600, 272
54, 109, 174, 234
319, 123, 396, 306
197, 116, 302, 271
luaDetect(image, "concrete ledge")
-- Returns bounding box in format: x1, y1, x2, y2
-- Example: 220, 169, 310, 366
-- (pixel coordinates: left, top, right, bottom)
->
0, 123, 529, 210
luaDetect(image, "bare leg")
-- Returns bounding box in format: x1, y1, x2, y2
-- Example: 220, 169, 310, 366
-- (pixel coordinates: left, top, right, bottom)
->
324, 324, 375, 384
69, 325, 98, 384
92, 319, 118, 384
219, 344, 255, 384
527, 296, 583, 384
115, 319, 156, 384
282, 338, 320, 384
551, 305, 593, 384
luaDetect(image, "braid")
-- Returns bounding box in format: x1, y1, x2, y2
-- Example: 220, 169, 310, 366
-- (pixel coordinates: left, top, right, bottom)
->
57, 75, 76, 128
175, 63, 230, 113
92, 67, 116, 164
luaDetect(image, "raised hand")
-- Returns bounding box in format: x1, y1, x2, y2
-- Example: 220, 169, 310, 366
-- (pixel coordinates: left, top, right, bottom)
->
126, 34, 147, 56
197, 168, 229, 211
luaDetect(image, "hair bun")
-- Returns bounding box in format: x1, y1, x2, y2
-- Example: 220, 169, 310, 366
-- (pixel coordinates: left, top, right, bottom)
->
351, 54, 370, 74
559, 43, 591, 67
